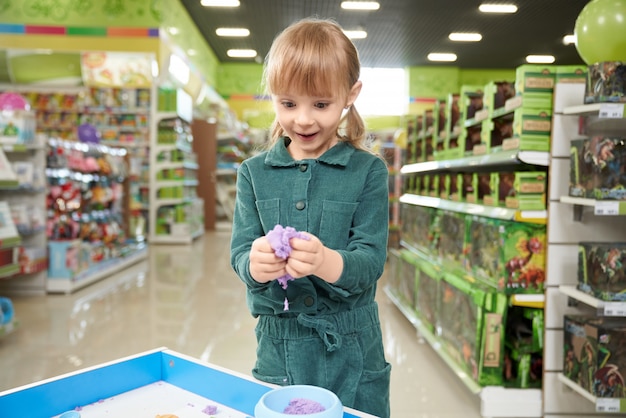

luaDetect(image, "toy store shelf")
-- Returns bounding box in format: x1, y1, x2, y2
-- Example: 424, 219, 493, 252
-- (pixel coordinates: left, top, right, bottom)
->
560, 196, 626, 215
400, 150, 549, 175
510, 294, 545, 309
383, 286, 482, 394
0, 318, 17, 339
384, 286, 543, 417
559, 285, 626, 317
46, 245, 148, 294
155, 179, 199, 188
1, 143, 45, 153
558, 373, 626, 413
399, 194, 547, 224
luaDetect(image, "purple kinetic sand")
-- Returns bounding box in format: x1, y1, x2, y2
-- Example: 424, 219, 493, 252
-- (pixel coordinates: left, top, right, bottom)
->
283, 398, 326, 414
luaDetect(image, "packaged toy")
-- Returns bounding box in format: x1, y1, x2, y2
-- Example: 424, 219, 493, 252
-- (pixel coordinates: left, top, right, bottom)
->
578, 242, 626, 301
564, 315, 626, 398
585, 61, 626, 104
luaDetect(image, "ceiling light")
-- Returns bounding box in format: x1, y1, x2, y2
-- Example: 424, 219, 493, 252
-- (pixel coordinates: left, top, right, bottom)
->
341, 2, 380, 11
563, 34, 576, 45
526, 55, 555, 64
168, 27, 179, 35
479, 3, 518, 13
427, 53, 457, 62
201, 0, 239, 6
216, 27, 250, 37
344, 30, 367, 39
227, 49, 257, 58
449, 32, 482, 42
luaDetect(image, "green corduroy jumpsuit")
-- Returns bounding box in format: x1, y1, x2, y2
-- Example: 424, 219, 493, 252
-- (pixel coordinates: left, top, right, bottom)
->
230, 137, 391, 418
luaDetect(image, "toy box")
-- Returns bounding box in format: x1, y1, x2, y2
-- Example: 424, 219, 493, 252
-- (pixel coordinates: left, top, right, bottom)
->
477, 172, 496, 206
514, 65, 556, 109
47, 239, 88, 279
386, 248, 402, 296
569, 136, 626, 200
499, 220, 546, 294
569, 138, 594, 198
400, 203, 438, 253
428, 174, 438, 197
578, 242, 626, 301
585, 61, 626, 104
466, 215, 502, 287
483, 81, 516, 115
505, 107, 552, 152
462, 172, 477, 203
468, 218, 546, 294
499, 171, 547, 211
438, 174, 448, 199
488, 116, 514, 152
414, 253, 441, 333
459, 85, 485, 122
563, 315, 626, 398
0, 109, 36, 145
444, 93, 461, 150
505, 306, 544, 388
397, 249, 418, 309
438, 211, 467, 271
448, 173, 461, 201
438, 272, 508, 386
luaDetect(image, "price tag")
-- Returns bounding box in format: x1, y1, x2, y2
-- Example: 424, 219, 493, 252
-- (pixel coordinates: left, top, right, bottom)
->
594, 201, 619, 216
596, 398, 620, 413
598, 103, 625, 119
604, 302, 626, 317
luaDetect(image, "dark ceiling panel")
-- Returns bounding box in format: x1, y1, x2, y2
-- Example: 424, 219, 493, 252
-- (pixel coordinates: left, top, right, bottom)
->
181, 0, 590, 69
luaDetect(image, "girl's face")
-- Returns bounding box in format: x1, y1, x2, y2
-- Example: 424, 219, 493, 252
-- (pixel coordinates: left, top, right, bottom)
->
272, 81, 361, 160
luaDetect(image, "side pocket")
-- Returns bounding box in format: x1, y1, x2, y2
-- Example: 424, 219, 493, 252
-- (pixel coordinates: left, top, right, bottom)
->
252, 329, 289, 386
319, 200, 358, 249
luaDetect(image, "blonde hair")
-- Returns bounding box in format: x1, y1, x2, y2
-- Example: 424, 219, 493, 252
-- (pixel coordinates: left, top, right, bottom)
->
263, 18, 368, 151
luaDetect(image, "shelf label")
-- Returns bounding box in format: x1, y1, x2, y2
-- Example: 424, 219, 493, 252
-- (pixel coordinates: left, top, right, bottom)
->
596, 398, 620, 413
598, 103, 625, 119
594, 201, 619, 216
604, 302, 626, 317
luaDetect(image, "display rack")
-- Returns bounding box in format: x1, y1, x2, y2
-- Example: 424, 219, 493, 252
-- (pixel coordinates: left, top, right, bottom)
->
0, 102, 49, 295
544, 83, 626, 417
149, 94, 204, 244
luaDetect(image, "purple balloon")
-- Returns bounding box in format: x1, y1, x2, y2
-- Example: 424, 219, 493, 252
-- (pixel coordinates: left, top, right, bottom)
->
77, 123, 100, 143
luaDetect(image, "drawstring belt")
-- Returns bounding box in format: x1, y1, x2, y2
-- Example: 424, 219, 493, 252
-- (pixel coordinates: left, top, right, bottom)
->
297, 313, 342, 352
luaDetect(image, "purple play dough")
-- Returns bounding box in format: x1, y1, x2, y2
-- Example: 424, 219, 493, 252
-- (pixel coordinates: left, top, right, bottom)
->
266, 225, 309, 310
283, 398, 326, 414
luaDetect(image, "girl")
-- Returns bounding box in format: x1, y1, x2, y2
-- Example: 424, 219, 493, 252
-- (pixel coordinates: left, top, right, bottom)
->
230, 17, 391, 418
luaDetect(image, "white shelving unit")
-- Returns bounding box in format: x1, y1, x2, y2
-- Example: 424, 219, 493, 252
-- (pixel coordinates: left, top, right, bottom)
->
148, 90, 204, 244
0, 104, 48, 295
544, 82, 626, 417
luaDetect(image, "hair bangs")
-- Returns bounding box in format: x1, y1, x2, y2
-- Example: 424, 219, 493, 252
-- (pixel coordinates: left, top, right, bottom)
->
266, 24, 347, 98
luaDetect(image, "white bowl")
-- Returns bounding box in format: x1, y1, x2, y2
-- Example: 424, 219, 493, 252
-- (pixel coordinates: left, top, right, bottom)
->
254, 385, 343, 418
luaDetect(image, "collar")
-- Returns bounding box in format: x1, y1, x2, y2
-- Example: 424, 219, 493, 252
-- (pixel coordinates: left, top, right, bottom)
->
264, 137, 355, 167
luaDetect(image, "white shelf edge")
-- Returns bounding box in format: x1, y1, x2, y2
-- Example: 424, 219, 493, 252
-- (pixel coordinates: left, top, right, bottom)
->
46, 247, 148, 294
562, 103, 602, 116
400, 150, 550, 175
399, 193, 546, 223
558, 285, 601, 308
511, 294, 546, 303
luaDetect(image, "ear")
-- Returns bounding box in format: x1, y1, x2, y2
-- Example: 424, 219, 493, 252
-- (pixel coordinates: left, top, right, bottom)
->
346, 80, 362, 108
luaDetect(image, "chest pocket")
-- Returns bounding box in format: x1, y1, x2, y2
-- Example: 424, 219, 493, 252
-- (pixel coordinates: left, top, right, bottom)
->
319, 200, 358, 249
256, 198, 280, 232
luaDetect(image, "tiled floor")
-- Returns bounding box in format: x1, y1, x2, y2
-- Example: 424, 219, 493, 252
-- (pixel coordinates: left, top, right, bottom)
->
0, 225, 482, 417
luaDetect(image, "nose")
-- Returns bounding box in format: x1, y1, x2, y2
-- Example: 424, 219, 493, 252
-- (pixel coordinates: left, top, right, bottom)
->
294, 107, 314, 126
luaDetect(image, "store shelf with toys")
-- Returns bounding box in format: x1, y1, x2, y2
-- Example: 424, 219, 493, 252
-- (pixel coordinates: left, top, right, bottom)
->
149, 89, 204, 244
543, 71, 626, 416
0, 92, 49, 295
387, 65, 597, 418
1, 85, 153, 242
45, 138, 147, 294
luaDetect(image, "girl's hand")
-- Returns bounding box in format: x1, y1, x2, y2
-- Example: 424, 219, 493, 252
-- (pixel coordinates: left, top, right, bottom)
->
249, 236, 287, 284
286, 234, 343, 283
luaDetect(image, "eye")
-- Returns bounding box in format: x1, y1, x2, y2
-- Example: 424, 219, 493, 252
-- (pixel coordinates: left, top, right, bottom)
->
314, 102, 329, 109
281, 101, 295, 108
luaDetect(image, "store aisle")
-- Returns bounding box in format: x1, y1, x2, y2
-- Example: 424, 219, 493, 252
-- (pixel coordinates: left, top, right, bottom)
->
0, 226, 481, 417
